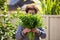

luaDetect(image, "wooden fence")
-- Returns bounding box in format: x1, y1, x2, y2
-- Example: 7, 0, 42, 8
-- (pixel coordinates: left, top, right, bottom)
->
42, 15, 60, 40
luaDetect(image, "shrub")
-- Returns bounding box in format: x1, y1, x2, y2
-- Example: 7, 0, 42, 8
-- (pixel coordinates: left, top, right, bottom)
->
0, 5, 18, 40
39, 0, 60, 15
0, 0, 6, 10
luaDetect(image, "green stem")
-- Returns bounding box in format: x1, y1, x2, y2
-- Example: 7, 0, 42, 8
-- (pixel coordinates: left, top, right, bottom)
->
28, 32, 35, 40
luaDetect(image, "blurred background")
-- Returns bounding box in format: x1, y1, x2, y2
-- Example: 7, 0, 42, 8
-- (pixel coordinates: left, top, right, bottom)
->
0, 0, 60, 40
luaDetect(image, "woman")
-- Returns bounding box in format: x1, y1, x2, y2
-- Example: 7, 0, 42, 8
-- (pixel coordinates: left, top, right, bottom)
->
15, 5, 46, 40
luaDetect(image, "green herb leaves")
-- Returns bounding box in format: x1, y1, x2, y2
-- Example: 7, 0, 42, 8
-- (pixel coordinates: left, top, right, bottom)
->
19, 13, 45, 29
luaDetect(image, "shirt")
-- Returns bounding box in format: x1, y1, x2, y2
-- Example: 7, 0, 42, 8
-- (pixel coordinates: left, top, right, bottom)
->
15, 26, 46, 40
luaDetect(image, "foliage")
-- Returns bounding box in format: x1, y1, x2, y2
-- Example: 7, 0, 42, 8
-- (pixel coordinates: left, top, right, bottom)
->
0, 0, 6, 10
19, 13, 45, 29
0, 5, 18, 40
39, 0, 60, 15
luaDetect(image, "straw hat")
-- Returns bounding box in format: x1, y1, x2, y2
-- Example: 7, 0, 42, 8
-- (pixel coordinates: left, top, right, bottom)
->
21, 3, 42, 14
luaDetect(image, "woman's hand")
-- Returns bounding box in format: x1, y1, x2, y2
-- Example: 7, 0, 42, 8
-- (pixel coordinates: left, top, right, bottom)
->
32, 28, 40, 34
23, 28, 40, 34
23, 28, 31, 35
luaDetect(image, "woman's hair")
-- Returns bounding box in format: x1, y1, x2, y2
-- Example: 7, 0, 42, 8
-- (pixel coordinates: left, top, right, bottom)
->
25, 4, 39, 13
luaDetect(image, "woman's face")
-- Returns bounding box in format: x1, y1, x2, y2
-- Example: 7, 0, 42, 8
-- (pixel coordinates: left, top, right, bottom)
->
28, 10, 35, 14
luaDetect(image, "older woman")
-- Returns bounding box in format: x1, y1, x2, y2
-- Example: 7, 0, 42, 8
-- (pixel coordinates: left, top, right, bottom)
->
15, 5, 46, 40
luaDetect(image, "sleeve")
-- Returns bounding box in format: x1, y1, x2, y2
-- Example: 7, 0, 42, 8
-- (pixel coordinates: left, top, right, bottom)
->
15, 26, 25, 40
37, 27, 46, 39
